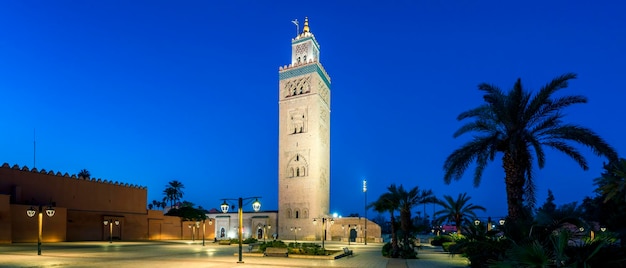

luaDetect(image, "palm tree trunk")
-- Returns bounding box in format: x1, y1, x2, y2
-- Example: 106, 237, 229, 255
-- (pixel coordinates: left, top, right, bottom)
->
400, 209, 410, 252
389, 211, 399, 257
503, 152, 525, 222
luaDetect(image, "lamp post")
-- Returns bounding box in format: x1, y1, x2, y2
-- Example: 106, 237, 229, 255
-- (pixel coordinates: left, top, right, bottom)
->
363, 179, 367, 245
313, 217, 334, 249
207, 218, 215, 245
342, 225, 346, 244
290, 227, 301, 243
220, 197, 261, 263
188, 221, 199, 242
262, 224, 271, 243
201, 219, 206, 246
26, 204, 55, 255
103, 219, 120, 243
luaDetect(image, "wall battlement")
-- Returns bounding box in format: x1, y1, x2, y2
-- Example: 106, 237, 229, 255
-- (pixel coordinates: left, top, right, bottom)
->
1, 163, 145, 189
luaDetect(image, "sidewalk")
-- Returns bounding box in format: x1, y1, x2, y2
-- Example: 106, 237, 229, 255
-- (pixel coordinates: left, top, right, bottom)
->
0, 241, 468, 268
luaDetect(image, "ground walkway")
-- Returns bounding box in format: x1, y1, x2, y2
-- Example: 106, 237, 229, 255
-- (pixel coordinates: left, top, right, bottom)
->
0, 240, 468, 267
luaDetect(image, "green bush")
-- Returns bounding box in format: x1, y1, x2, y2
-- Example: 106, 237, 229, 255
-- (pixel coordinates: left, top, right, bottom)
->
430, 235, 453, 246
243, 237, 257, 244
382, 242, 392, 257
442, 242, 456, 252
259, 240, 287, 251
286, 242, 328, 255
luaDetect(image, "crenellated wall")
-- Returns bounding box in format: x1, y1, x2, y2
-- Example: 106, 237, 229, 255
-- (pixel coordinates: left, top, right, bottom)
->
0, 163, 184, 243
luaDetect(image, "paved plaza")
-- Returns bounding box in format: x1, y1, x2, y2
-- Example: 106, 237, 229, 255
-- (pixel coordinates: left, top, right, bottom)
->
0, 241, 468, 268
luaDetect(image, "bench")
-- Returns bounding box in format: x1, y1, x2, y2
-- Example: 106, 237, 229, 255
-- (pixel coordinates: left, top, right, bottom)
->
218, 240, 231, 245
264, 247, 288, 257
343, 247, 353, 256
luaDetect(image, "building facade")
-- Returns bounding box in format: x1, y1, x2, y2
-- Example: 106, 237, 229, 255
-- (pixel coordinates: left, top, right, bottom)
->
278, 17, 332, 241
0, 163, 185, 243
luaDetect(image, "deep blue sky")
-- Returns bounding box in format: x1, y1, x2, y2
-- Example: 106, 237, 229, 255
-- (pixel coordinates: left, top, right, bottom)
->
1, 1, 624, 220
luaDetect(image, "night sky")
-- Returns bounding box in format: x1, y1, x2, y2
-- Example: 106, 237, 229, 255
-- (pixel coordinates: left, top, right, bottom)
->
1, 1, 624, 220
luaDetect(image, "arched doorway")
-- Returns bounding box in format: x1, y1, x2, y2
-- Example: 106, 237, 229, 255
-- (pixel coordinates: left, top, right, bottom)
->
349, 229, 357, 242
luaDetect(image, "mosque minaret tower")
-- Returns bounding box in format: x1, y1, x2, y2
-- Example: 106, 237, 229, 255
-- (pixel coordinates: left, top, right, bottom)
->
277, 17, 331, 241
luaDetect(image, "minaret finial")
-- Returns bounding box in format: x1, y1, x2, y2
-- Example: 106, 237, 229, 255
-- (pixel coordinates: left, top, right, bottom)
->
303, 17, 310, 33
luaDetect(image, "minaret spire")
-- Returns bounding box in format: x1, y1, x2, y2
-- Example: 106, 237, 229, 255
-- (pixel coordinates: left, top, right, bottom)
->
303, 17, 310, 33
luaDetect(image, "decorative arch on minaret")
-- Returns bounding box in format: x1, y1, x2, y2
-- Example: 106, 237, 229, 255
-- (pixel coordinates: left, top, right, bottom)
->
287, 153, 308, 178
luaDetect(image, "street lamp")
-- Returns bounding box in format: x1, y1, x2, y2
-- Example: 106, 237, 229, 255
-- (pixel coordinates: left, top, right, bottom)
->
220, 197, 261, 263
290, 227, 301, 243
363, 179, 367, 245
103, 219, 120, 243
313, 217, 334, 249
474, 219, 481, 226
342, 224, 354, 245
188, 221, 199, 242
26, 204, 55, 255
499, 218, 506, 226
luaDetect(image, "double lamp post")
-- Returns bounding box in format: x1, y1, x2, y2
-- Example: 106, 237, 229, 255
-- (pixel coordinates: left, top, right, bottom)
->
26, 204, 55, 255
220, 196, 261, 263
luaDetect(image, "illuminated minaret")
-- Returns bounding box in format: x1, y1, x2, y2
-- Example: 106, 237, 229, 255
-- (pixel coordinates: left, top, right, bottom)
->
277, 17, 331, 241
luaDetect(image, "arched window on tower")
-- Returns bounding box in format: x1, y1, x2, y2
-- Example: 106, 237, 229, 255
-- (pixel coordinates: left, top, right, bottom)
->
295, 210, 299, 219
296, 168, 300, 177
303, 209, 308, 219
290, 168, 294, 177
303, 55, 307, 62
301, 166, 306, 176
287, 209, 292, 219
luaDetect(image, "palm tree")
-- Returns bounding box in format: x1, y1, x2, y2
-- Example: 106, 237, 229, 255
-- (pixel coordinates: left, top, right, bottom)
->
397, 185, 434, 252
165, 180, 184, 207
368, 185, 401, 257
151, 200, 161, 210
78, 169, 90, 179
594, 158, 626, 203
433, 193, 485, 234
443, 73, 617, 222
162, 180, 185, 208
163, 189, 175, 207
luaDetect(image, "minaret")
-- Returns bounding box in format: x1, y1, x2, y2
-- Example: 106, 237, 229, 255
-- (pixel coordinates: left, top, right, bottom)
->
278, 17, 331, 241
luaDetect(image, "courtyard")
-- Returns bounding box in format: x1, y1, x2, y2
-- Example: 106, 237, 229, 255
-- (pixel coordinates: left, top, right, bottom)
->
0, 240, 468, 268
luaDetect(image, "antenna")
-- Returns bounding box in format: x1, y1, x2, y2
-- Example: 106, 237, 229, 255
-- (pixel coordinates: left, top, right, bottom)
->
291, 19, 299, 36
33, 128, 36, 168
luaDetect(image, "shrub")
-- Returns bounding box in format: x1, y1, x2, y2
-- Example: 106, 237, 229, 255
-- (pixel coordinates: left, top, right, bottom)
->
431, 235, 454, 246
243, 237, 257, 244
442, 242, 456, 252
382, 242, 392, 257
259, 240, 287, 251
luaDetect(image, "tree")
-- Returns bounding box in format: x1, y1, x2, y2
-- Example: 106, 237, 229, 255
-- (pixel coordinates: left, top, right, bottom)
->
536, 189, 556, 215
165, 200, 207, 222
163, 188, 176, 207
594, 158, 626, 203
78, 169, 90, 179
443, 73, 617, 222
163, 180, 185, 208
368, 185, 400, 258
151, 200, 163, 210
433, 193, 485, 235
396, 184, 434, 256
